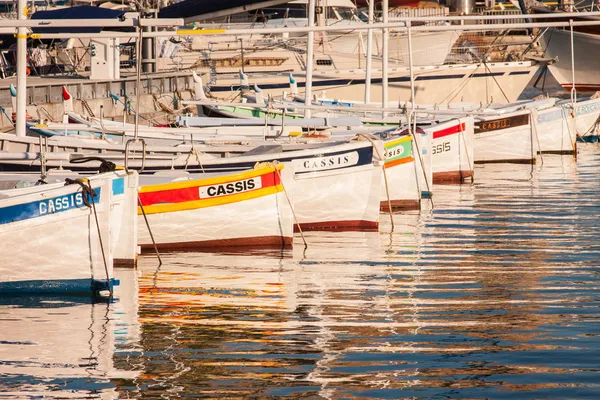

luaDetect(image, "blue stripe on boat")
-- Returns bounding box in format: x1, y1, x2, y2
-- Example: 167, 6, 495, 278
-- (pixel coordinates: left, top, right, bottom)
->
537, 108, 564, 123
0, 188, 100, 225
209, 73, 470, 92
0, 278, 118, 295
112, 178, 125, 196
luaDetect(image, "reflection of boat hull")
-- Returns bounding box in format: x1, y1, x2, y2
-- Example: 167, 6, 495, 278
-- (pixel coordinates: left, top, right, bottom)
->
0, 268, 139, 398
540, 28, 600, 91
0, 299, 116, 397
208, 61, 539, 105
138, 165, 294, 250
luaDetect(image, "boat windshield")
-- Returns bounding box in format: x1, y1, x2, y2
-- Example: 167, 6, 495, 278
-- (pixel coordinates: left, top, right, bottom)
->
328, 7, 359, 21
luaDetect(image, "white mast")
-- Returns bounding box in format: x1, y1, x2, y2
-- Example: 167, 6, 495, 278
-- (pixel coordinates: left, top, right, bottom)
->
305, 0, 316, 117
381, 0, 389, 109
364, 0, 374, 104
16, 0, 27, 136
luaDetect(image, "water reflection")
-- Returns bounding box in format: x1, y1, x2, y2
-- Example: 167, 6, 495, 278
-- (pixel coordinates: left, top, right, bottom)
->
0, 269, 140, 399
1, 147, 599, 398
119, 147, 599, 398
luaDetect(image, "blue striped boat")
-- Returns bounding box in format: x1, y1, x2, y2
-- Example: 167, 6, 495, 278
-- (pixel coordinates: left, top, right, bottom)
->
0, 170, 138, 295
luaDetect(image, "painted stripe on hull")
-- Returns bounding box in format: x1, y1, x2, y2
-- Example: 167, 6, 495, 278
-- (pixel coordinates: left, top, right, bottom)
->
294, 220, 379, 232
0, 189, 100, 225
114, 257, 138, 268
433, 123, 466, 139
0, 146, 374, 176
385, 156, 414, 169
138, 167, 283, 214
140, 235, 293, 251
0, 278, 114, 295
560, 84, 600, 92
433, 170, 474, 184
475, 114, 529, 134
539, 149, 576, 155
207, 72, 510, 93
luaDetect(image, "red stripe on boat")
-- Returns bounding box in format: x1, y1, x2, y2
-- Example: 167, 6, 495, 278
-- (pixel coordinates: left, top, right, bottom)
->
139, 186, 200, 206
433, 123, 465, 139
260, 170, 280, 187
139, 170, 280, 207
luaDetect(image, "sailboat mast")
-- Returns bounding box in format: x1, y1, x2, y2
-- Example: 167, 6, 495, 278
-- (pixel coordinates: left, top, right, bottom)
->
305, 0, 316, 117
16, 0, 27, 136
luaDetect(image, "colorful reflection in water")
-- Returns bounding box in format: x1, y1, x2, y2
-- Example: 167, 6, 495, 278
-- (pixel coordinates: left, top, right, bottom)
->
1, 146, 599, 398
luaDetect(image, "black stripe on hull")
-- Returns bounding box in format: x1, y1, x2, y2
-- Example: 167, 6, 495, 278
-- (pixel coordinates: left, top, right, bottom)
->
207, 71, 516, 93
474, 113, 530, 134
0, 145, 375, 175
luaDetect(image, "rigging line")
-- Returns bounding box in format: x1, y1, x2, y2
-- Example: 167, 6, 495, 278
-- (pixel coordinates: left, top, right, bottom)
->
408, 111, 434, 208
273, 163, 307, 249
440, 62, 484, 105
457, 118, 474, 182
65, 178, 112, 297
482, 60, 510, 103
530, 109, 544, 165
138, 194, 163, 266
355, 132, 394, 230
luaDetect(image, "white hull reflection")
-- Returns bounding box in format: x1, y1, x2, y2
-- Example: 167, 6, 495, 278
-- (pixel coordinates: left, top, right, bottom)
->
0, 268, 140, 398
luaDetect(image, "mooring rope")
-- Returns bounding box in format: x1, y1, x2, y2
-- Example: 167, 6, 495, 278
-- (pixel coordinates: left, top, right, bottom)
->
266, 161, 307, 249
70, 156, 117, 173
529, 109, 544, 165
81, 99, 95, 118
64, 178, 112, 297
354, 132, 394, 230
184, 137, 206, 173
457, 119, 474, 183
407, 111, 434, 208
138, 193, 163, 266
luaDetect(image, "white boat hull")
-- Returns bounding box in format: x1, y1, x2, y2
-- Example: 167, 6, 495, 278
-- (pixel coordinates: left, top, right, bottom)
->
430, 117, 475, 183
540, 28, 600, 92
568, 97, 600, 140
381, 134, 421, 210
208, 61, 539, 105
474, 111, 536, 164
0, 173, 121, 294
293, 161, 381, 230
138, 166, 295, 250
534, 106, 577, 154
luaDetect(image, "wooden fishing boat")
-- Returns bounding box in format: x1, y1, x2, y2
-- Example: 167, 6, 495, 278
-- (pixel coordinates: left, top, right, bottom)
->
137, 164, 295, 251
0, 170, 136, 295
559, 96, 600, 142
426, 116, 475, 183
0, 132, 383, 231
533, 103, 577, 154
473, 110, 535, 164
380, 131, 425, 210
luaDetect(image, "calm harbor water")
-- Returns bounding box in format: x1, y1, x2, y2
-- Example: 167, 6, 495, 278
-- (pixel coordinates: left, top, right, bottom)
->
1, 145, 599, 399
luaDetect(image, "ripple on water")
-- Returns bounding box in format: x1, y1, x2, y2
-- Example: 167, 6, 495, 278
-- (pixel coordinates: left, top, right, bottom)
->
0, 147, 599, 398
